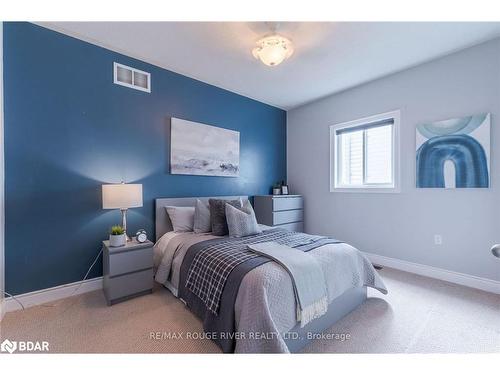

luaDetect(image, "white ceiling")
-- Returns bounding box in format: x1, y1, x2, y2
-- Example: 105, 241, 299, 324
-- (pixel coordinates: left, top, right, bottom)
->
38, 22, 500, 109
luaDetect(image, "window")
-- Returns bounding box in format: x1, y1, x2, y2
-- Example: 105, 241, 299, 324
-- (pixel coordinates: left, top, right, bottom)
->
330, 110, 400, 192
113, 62, 151, 93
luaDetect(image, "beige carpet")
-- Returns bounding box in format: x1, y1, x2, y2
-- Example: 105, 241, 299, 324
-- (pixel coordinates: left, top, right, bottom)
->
1, 267, 499, 353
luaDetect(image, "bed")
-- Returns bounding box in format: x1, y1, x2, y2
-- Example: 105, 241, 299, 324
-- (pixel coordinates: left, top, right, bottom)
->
153, 196, 387, 353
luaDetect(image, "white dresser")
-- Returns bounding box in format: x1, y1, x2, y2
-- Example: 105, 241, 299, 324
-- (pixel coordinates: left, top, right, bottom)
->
254, 195, 304, 232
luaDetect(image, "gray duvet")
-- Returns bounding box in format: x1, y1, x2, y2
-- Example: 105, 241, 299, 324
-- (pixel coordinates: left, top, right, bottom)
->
154, 228, 387, 353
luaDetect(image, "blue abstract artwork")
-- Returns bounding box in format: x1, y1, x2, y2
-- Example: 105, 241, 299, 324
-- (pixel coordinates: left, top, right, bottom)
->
416, 114, 490, 188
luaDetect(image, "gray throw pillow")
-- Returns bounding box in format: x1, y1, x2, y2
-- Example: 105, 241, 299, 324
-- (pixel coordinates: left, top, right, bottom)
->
209, 198, 242, 236
165, 206, 195, 232
225, 201, 262, 238
193, 199, 211, 233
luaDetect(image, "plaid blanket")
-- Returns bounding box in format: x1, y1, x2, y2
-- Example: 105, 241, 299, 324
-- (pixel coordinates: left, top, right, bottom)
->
185, 228, 340, 315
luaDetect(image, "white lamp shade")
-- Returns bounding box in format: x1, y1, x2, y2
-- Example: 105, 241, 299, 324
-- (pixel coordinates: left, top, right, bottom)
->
102, 184, 143, 209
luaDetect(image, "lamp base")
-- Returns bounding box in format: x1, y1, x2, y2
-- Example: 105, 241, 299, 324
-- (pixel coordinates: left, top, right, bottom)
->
121, 208, 132, 242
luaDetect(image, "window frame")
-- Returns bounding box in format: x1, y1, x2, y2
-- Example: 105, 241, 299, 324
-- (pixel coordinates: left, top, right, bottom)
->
330, 110, 401, 193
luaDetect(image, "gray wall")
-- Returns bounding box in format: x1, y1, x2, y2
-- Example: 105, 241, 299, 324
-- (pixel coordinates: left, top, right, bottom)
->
287, 37, 500, 282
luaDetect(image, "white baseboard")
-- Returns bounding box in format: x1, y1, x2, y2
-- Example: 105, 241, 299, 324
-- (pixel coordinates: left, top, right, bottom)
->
4, 277, 103, 313
364, 252, 500, 295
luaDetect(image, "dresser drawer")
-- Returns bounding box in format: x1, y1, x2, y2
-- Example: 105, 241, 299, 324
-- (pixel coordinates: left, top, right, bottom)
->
105, 269, 153, 301
276, 221, 304, 232
272, 196, 303, 211
273, 209, 303, 225
109, 247, 153, 276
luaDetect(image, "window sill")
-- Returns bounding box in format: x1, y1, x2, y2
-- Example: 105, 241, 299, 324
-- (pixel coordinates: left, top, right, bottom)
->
330, 186, 401, 194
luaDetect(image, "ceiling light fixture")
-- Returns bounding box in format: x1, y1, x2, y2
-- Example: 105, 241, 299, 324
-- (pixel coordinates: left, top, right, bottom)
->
252, 34, 294, 67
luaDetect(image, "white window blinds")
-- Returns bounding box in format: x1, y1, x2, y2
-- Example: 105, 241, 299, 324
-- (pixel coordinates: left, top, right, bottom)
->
339, 129, 363, 186
336, 118, 394, 187
365, 124, 393, 184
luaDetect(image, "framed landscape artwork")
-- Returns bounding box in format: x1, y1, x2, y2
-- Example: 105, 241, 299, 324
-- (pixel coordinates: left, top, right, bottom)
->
170, 117, 240, 177
416, 113, 490, 188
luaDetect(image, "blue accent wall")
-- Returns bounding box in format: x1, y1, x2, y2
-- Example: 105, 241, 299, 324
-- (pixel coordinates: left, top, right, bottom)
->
3, 22, 287, 295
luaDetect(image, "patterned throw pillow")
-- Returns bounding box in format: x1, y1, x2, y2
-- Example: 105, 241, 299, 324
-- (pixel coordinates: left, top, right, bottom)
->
193, 199, 211, 233
209, 198, 242, 236
225, 200, 262, 238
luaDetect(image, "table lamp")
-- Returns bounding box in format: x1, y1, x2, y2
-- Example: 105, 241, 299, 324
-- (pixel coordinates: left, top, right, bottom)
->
102, 182, 143, 240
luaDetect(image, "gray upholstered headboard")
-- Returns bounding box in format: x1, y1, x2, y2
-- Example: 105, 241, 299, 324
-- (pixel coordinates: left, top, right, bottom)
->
155, 196, 248, 240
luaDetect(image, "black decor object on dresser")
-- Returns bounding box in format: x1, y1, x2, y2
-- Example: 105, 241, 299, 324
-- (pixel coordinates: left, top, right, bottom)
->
253, 195, 304, 232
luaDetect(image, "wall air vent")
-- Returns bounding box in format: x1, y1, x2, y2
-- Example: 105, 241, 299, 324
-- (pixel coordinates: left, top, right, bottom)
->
113, 62, 151, 93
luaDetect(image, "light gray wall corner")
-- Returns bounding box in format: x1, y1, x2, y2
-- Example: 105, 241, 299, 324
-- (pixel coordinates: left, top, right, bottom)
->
287, 37, 500, 283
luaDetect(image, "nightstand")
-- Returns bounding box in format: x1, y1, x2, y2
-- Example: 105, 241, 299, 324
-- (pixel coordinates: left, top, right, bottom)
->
102, 238, 154, 306
254, 195, 304, 232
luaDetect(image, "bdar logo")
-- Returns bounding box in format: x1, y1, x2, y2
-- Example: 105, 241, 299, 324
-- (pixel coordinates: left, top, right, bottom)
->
0, 339, 17, 354
0, 339, 49, 353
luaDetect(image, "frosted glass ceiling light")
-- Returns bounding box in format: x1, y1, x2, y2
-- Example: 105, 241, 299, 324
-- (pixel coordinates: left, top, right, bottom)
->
252, 34, 294, 67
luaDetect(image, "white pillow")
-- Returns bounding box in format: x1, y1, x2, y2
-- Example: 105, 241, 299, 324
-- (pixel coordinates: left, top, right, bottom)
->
225, 201, 262, 238
165, 206, 195, 232
193, 199, 211, 233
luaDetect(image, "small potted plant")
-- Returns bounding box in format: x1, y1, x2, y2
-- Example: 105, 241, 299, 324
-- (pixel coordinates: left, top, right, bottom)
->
109, 225, 126, 247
